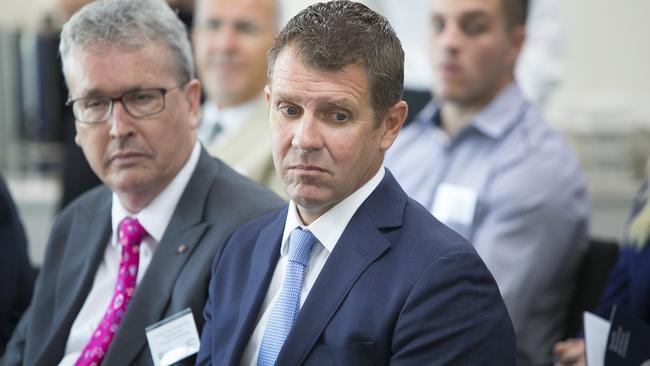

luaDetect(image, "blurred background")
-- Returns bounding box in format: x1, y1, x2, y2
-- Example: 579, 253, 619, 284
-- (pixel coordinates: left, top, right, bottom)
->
1, 0, 649, 267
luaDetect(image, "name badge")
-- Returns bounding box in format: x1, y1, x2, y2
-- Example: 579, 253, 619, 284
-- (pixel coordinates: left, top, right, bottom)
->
145, 308, 200, 366
431, 183, 478, 226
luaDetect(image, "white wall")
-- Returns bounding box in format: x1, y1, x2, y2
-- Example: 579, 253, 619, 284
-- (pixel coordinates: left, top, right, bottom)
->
555, 0, 650, 111
0, 0, 53, 30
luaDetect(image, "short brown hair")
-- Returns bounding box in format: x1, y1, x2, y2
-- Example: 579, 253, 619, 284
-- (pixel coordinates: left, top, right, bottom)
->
267, 0, 404, 123
503, 0, 529, 28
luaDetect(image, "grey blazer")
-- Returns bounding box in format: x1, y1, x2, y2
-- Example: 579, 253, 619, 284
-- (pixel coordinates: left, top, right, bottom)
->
1, 148, 285, 366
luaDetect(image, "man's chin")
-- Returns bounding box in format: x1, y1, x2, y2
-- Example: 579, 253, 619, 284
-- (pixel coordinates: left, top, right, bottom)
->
107, 174, 150, 195
288, 186, 325, 207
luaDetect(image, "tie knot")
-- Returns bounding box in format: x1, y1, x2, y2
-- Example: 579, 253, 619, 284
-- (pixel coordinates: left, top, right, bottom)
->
118, 217, 147, 249
287, 228, 316, 266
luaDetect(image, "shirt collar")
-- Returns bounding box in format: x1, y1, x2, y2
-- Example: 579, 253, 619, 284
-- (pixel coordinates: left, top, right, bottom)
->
111, 141, 201, 246
280, 166, 386, 256
420, 82, 527, 140
202, 93, 264, 133
471, 82, 527, 139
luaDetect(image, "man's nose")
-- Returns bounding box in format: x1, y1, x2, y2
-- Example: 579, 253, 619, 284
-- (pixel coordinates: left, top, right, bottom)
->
214, 26, 238, 53
108, 101, 136, 138
438, 23, 463, 51
291, 114, 323, 152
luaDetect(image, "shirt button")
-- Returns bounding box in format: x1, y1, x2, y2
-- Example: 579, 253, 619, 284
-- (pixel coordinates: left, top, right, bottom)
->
141, 247, 149, 258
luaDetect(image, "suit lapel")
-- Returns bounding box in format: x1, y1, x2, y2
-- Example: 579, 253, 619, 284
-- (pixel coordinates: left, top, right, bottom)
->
275, 171, 406, 365
103, 150, 216, 365
36, 189, 112, 365
224, 209, 287, 365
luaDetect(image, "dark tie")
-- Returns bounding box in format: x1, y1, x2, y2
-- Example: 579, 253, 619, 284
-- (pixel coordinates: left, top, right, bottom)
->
206, 119, 223, 146
257, 228, 316, 365
75, 217, 147, 366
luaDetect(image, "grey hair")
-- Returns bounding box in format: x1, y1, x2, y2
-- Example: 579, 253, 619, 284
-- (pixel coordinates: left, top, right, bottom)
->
60, 0, 194, 84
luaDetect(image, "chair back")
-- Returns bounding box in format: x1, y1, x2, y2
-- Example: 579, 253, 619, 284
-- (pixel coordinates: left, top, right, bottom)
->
564, 238, 619, 338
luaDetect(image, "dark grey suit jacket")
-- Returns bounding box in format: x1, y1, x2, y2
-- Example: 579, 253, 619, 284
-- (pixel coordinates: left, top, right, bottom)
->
2, 149, 285, 366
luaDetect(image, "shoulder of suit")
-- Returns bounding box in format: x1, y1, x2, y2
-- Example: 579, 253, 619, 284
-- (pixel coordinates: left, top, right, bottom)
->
399, 196, 476, 256
227, 206, 285, 240
60, 184, 111, 218
200, 158, 285, 214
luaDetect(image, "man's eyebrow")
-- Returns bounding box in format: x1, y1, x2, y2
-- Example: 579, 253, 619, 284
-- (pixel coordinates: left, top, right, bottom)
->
74, 85, 148, 98
320, 99, 356, 111
460, 10, 491, 21
272, 90, 298, 101
272, 90, 356, 108
197, 18, 222, 29
431, 9, 490, 20
234, 19, 262, 33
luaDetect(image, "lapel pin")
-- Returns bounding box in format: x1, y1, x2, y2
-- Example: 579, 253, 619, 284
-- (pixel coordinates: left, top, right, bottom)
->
177, 244, 188, 254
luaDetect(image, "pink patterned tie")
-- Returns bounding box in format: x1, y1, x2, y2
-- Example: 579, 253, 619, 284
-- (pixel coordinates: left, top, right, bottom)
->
75, 217, 147, 366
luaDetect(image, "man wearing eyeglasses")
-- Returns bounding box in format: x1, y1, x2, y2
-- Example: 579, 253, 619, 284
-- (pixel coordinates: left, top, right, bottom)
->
1, 1, 283, 366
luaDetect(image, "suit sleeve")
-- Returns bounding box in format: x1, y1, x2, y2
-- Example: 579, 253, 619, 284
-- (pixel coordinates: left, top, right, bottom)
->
390, 250, 516, 365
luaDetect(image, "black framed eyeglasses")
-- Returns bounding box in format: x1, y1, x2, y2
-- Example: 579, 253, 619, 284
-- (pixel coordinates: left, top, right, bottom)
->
66, 83, 187, 124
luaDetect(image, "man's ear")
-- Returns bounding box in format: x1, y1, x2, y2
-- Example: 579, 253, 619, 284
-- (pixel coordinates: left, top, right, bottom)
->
508, 25, 526, 67
264, 84, 271, 102
380, 100, 408, 151
184, 79, 202, 127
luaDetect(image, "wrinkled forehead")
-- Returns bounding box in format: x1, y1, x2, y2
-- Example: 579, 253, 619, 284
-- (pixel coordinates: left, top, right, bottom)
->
268, 48, 370, 107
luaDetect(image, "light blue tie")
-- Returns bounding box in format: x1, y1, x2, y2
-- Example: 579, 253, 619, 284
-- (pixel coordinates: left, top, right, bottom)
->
257, 228, 316, 366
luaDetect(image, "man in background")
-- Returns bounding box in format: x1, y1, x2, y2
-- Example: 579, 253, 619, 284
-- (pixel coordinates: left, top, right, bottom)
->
385, 0, 589, 364
193, 0, 283, 194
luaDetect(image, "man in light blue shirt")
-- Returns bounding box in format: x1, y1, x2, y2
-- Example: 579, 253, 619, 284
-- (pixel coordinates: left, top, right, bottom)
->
385, 0, 590, 364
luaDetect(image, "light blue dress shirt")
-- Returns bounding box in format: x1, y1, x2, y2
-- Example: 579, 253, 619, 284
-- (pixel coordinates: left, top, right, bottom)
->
385, 83, 590, 365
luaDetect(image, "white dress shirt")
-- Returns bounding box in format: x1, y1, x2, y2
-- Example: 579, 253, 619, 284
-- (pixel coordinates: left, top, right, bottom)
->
59, 142, 201, 366
240, 167, 386, 366
198, 94, 264, 148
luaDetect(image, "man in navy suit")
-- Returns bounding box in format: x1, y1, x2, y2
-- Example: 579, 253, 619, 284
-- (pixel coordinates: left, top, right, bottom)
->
196, 1, 516, 364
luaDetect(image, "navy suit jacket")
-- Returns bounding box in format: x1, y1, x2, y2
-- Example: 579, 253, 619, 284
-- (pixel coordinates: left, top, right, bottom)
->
197, 171, 516, 365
